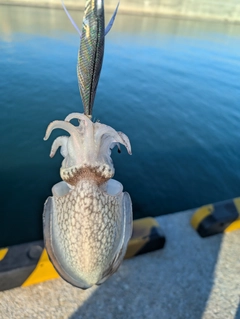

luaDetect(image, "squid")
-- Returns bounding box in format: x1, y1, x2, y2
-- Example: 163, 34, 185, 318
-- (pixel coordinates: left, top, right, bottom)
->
43, 113, 132, 288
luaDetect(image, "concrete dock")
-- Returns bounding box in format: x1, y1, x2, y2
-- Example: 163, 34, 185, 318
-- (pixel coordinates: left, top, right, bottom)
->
0, 209, 239, 319
1, 0, 240, 23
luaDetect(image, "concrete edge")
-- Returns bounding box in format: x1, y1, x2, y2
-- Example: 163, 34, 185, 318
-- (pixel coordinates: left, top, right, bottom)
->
190, 197, 240, 237
1, 195, 240, 292
0, 217, 165, 291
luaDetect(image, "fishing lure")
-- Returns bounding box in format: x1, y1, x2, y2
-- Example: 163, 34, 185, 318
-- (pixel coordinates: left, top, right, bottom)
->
43, 0, 133, 289
61, 0, 119, 117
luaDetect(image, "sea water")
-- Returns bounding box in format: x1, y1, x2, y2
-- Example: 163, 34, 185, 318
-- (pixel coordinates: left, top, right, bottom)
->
0, 5, 240, 245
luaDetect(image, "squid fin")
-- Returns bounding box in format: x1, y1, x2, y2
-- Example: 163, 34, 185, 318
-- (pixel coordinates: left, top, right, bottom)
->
97, 192, 132, 285
43, 196, 90, 289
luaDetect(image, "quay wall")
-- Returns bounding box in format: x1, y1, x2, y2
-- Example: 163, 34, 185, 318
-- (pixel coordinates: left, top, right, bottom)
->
0, 0, 240, 23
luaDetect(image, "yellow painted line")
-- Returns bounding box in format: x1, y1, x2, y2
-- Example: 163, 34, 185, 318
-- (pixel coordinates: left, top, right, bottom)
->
190, 204, 214, 230
22, 249, 59, 287
225, 219, 240, 233
1, 218, 163, 288
233, 197, 240, 214
125, 237, 149, 259
125, 217, 159, 259
225, 198, 240, 233
0, 248, 8, 261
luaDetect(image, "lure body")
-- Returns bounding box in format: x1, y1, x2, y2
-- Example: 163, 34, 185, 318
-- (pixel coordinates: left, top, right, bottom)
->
61, 0, 119, 117
77, 0, 105, 116
43, 113, 132, 289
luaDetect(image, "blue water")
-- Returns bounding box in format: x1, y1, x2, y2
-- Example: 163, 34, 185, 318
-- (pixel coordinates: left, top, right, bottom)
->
1, 5, 240, 246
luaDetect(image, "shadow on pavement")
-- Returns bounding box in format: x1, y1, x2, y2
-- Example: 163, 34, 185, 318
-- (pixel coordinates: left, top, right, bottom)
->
235, 303, 240, 319
68, 212, 227, 319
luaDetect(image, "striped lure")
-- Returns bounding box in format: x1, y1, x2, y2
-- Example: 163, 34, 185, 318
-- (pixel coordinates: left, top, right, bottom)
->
61, 0, 119, 117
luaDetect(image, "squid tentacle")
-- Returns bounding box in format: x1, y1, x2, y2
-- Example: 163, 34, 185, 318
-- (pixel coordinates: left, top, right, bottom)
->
44, 120, 79, 141
64, 112, 92, 125
94, 124, 131, 155
94, 125, 119, 142
117, 131, 132, 155
50, 136, 69, 158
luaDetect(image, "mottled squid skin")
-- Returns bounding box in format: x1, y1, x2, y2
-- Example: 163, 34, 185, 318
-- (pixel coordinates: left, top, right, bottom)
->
43, 113, 132, 289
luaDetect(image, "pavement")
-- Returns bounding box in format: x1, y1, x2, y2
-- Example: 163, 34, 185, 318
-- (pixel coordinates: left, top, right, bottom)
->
0, 209, 240, 319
